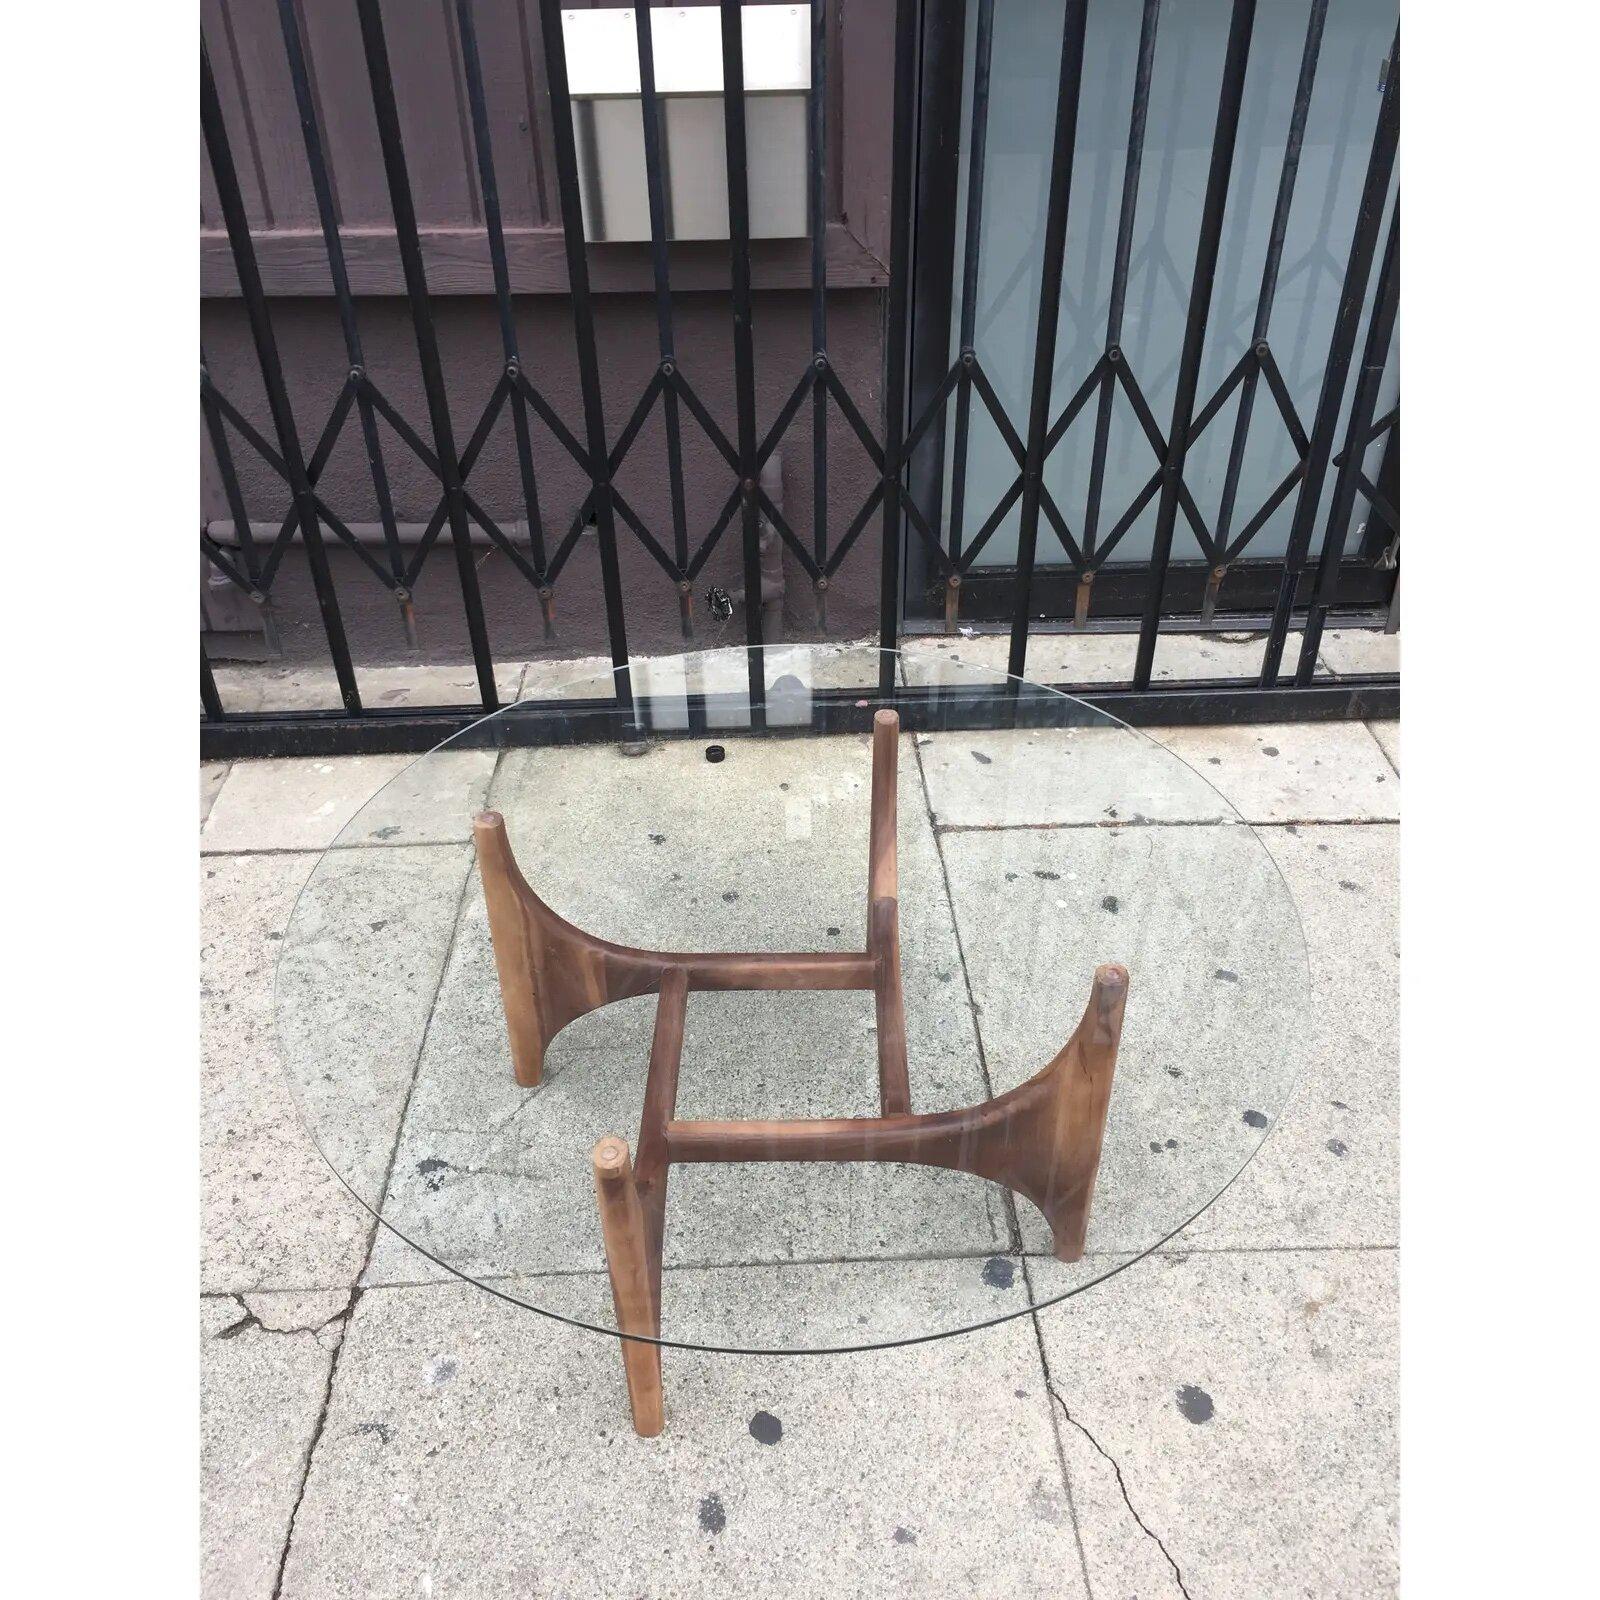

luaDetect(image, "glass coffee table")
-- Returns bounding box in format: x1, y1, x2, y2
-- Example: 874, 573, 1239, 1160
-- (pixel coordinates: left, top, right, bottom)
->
277, 644, 1307, 1436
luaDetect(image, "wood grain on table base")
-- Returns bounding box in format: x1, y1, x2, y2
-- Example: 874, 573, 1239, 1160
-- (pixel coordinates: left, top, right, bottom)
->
475, 711, 1126, 1434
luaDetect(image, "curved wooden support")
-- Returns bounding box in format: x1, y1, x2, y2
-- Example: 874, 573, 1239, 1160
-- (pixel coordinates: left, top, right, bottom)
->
665, 964, 1129, 1263
592, 1137, 663, 1437
475, 811, 667, 1086
474, 810, 874, 1086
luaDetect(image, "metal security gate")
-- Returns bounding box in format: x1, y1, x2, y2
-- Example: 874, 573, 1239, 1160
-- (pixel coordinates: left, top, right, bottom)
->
902, 0, 1399, 639
200, 0, 1398, 759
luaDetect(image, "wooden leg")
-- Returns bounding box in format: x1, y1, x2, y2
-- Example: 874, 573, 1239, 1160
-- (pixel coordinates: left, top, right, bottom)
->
633, 970, 688, 1328
474, 811, 547, 1087
592, 1137, 664, 1438
868, 710, 912, 1115
1021, 962, 1128, 1261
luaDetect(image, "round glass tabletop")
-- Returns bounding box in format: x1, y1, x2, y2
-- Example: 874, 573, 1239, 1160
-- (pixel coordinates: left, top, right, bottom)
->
276, 643, 1308, 1355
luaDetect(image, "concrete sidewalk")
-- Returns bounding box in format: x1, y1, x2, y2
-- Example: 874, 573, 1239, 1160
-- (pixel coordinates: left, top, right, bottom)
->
200, 634, 1398, 1600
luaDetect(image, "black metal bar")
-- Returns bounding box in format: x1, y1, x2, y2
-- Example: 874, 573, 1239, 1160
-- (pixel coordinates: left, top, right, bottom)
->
1259, 27, 1398, 685
945, 0, 994, 581
756, 488, 824, 581
1295, 202, 1399, 682
200, 377, 290, 483
310, 493, 411, 587
1130, 0, 1257, 690
203, 676, 1400, 761
825, 480, 889, 575
201, 532, 251, 594
878, 0, 923, 693
304, 380, 357, 486
512, 368, 594, 472
1081, 0, 1160, 577
1006, 0, 1090, 681
915, 550, 1390, 624
1228, 459, 1304, 559
606, 371, 666, 476
400, 375, 511, 588
809, 0, 829, 619
898, 489, 954, 578
610, 488, 682, 579
354, 0, 497, 711
201, 645, 225, 721
758, 370, 816, 472
959, 475, 1024, 568
457, 493, 549, 588
1255, 344, 1311, 456
1097, 469, 1164, 562
1208, 0, 1326, 599
686, 486, 743, 581
634, 2, 692, 634
1041, 358, 1109, 467
667, 367, 741, 472
535, 0, 633, 710
901, 0, 967, 627
1182, 352, 1251, 458
276, 0, 409, 615
457, 0, 549, 598
719, 2, 766, 721
820, 364, 887, 470
902, 359, 964, 466
200, 39, 361, 715
200, 368, 264, 595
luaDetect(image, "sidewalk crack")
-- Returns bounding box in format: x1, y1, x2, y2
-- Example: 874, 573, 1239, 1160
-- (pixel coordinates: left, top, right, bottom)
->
270, 1286, 365, 1600
213, 1287, 360, 1340
1047, 1382, 1193, 1600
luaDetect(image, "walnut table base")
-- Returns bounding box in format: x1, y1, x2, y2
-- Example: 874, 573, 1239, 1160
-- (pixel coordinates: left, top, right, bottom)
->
473, 711, 1127, 1436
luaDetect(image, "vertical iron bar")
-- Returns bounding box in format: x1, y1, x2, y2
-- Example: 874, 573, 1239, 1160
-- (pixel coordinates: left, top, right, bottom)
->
201, 644, 225, 721
354, 0, 498, 711
200, 39, 362, 715
720, 2, 766, 720
456, 0, 551, 617
1130, 0, 1257, 690
200, 369, 265, 591
633, 3, 693, 637
1080, 0, 1160, 589
202, 365, 285, 657
1259, 27, 1398, 685
946, 0, 994, 590
1006, 0, 1091, 682
1208, 0, 1326, 607
879, 0, 924, 693
1295, 202, 1398, 682
275, 0, 413, 643
902, 0, 966, 629
536, 0, 633, 711
809, 0, 830, 629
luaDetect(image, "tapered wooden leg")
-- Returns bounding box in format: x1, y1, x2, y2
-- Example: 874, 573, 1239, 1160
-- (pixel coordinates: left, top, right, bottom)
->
1027, 963, 1128, 1261
868, 710, 911, 1114
474, 812, 546, 1087
592, 1137, 664, 1438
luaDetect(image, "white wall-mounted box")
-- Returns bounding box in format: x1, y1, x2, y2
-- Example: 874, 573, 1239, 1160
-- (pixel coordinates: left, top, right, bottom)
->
561, 5, 812, 243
